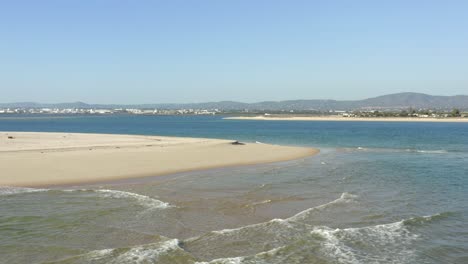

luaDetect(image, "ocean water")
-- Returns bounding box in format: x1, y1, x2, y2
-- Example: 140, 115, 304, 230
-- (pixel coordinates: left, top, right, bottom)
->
0, 115, 467, 264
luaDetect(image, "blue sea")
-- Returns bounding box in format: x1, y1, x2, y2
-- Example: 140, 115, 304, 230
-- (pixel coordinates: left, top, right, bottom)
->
1, 115, 467, 264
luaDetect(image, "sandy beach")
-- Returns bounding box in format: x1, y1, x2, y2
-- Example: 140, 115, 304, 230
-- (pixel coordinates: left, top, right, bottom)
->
0, 132, 318, 187
224, 116, 468, 122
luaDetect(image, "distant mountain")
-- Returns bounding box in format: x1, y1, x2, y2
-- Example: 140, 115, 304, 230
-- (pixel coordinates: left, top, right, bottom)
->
359, 93, 468, 109
1, 93, 467, 111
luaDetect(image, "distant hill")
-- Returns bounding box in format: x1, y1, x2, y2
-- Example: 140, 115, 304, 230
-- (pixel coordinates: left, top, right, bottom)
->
359, 93, 468, 109
1, 93, 467, 111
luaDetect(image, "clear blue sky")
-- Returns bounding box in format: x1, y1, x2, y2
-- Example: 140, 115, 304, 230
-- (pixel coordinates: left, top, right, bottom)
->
1, 1, 467, 103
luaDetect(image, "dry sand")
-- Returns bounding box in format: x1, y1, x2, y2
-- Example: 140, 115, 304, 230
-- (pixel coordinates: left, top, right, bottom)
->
0, 132, 318, 187
224, 116, 468, 122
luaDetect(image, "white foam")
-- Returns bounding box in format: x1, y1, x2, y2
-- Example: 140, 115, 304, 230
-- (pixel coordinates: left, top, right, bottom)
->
405, 149, 449, 154
61, 189, 172, 209
287, 192, 358, 222
211, 218, 289, 235
195, 245, 287, 264
114, 239, 180, 263
0, 187, 171, 209
249, 199, 272, 206
191, 203, 440, 264
310, 220, 419, 264
200, 193, 356, 237
196, 257, 244, 264
0, 186, 48, 196
76, 239, 181, 263
415, 149, 448, 154
93, 189, 172, 209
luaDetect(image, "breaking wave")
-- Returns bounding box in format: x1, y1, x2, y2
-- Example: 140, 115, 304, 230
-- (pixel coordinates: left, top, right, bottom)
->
208, 192, 357, 236
184, 193, 451, 264
410, 149, 449, 154
287, 192, 358, 222
0, 187, 171, 209
61, 210, 445, 264
310, 220, 418, 264
190, 214, 447, 264
183, 193, 360, 261
91, 189, 172, 209
0, 186, 48, 196
33, 192, 451, 264
49, 239, 194, 264
343, 147, 452, 155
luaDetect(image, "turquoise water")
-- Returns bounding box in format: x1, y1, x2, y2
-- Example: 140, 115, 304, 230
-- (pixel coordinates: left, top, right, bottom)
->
1, 115, 467, 263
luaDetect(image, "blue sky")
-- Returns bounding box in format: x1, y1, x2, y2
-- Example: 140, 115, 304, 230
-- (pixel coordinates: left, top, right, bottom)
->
1, 0, 467, 103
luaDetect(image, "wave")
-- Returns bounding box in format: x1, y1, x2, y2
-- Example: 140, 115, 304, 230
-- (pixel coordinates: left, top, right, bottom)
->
91, 189, 172, 209
310, 220, 419, 264
192, 217, 429, 264
196, 215, 437, 264
190, 193, 357, 238
196, 257, 244, 264
38, 190, 449, 264
49, 239, 194, 264
183, 193, 359, 261
82, 211, 445, 264
0, 186, 48, 196
185, 193, 451, 264
2, 191, 446, 264
0, 187, 171, 209
89, 239, 181, 262
308, 212, 453, 264
193, 245, 300, 264
410, 149, 449, 154
287, 192, 358, 222
46, 211, 449, 264
209, 218, 292, 236
402, 212, 455, 227
249, 199, 272, 206
343, 147, 452, 154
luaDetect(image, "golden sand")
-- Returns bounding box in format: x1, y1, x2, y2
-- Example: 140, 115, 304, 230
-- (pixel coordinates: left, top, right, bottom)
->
0, 132, 318, 187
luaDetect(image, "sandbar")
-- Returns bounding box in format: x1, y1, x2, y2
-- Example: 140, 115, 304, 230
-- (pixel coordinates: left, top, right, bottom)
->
0, 132, 318, 187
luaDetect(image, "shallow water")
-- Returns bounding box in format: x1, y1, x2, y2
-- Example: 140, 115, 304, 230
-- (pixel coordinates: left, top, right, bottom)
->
1, 115, 467, 263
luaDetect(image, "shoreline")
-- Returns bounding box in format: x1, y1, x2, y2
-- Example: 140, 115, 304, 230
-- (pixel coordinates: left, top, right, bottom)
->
224, 116, 468, 123
0, 132, 318, 187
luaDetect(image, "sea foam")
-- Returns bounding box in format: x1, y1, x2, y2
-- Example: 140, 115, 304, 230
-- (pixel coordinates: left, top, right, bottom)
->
53, 239, 183, 263
310, 219, 419, 264
93, 189, 172, 209
193, 192, 357, 237
0, 187, 171, 209
0, 186, 48, 196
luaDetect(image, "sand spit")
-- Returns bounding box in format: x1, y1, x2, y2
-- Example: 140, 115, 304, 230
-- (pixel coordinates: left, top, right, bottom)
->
0, 132, 318, 187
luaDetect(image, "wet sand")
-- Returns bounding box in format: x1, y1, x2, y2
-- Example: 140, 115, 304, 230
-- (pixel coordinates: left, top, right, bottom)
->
0, 132, 318, 187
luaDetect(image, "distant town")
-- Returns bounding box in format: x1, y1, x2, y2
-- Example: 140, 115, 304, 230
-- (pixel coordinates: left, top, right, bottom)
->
0, 106, 466, 119
1, 93, 467, 118
0, 107, 220, 115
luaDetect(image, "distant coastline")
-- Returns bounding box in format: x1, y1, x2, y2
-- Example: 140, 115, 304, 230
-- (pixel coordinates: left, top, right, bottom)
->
224, 115, 468, 123
1, 93, 468, 114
